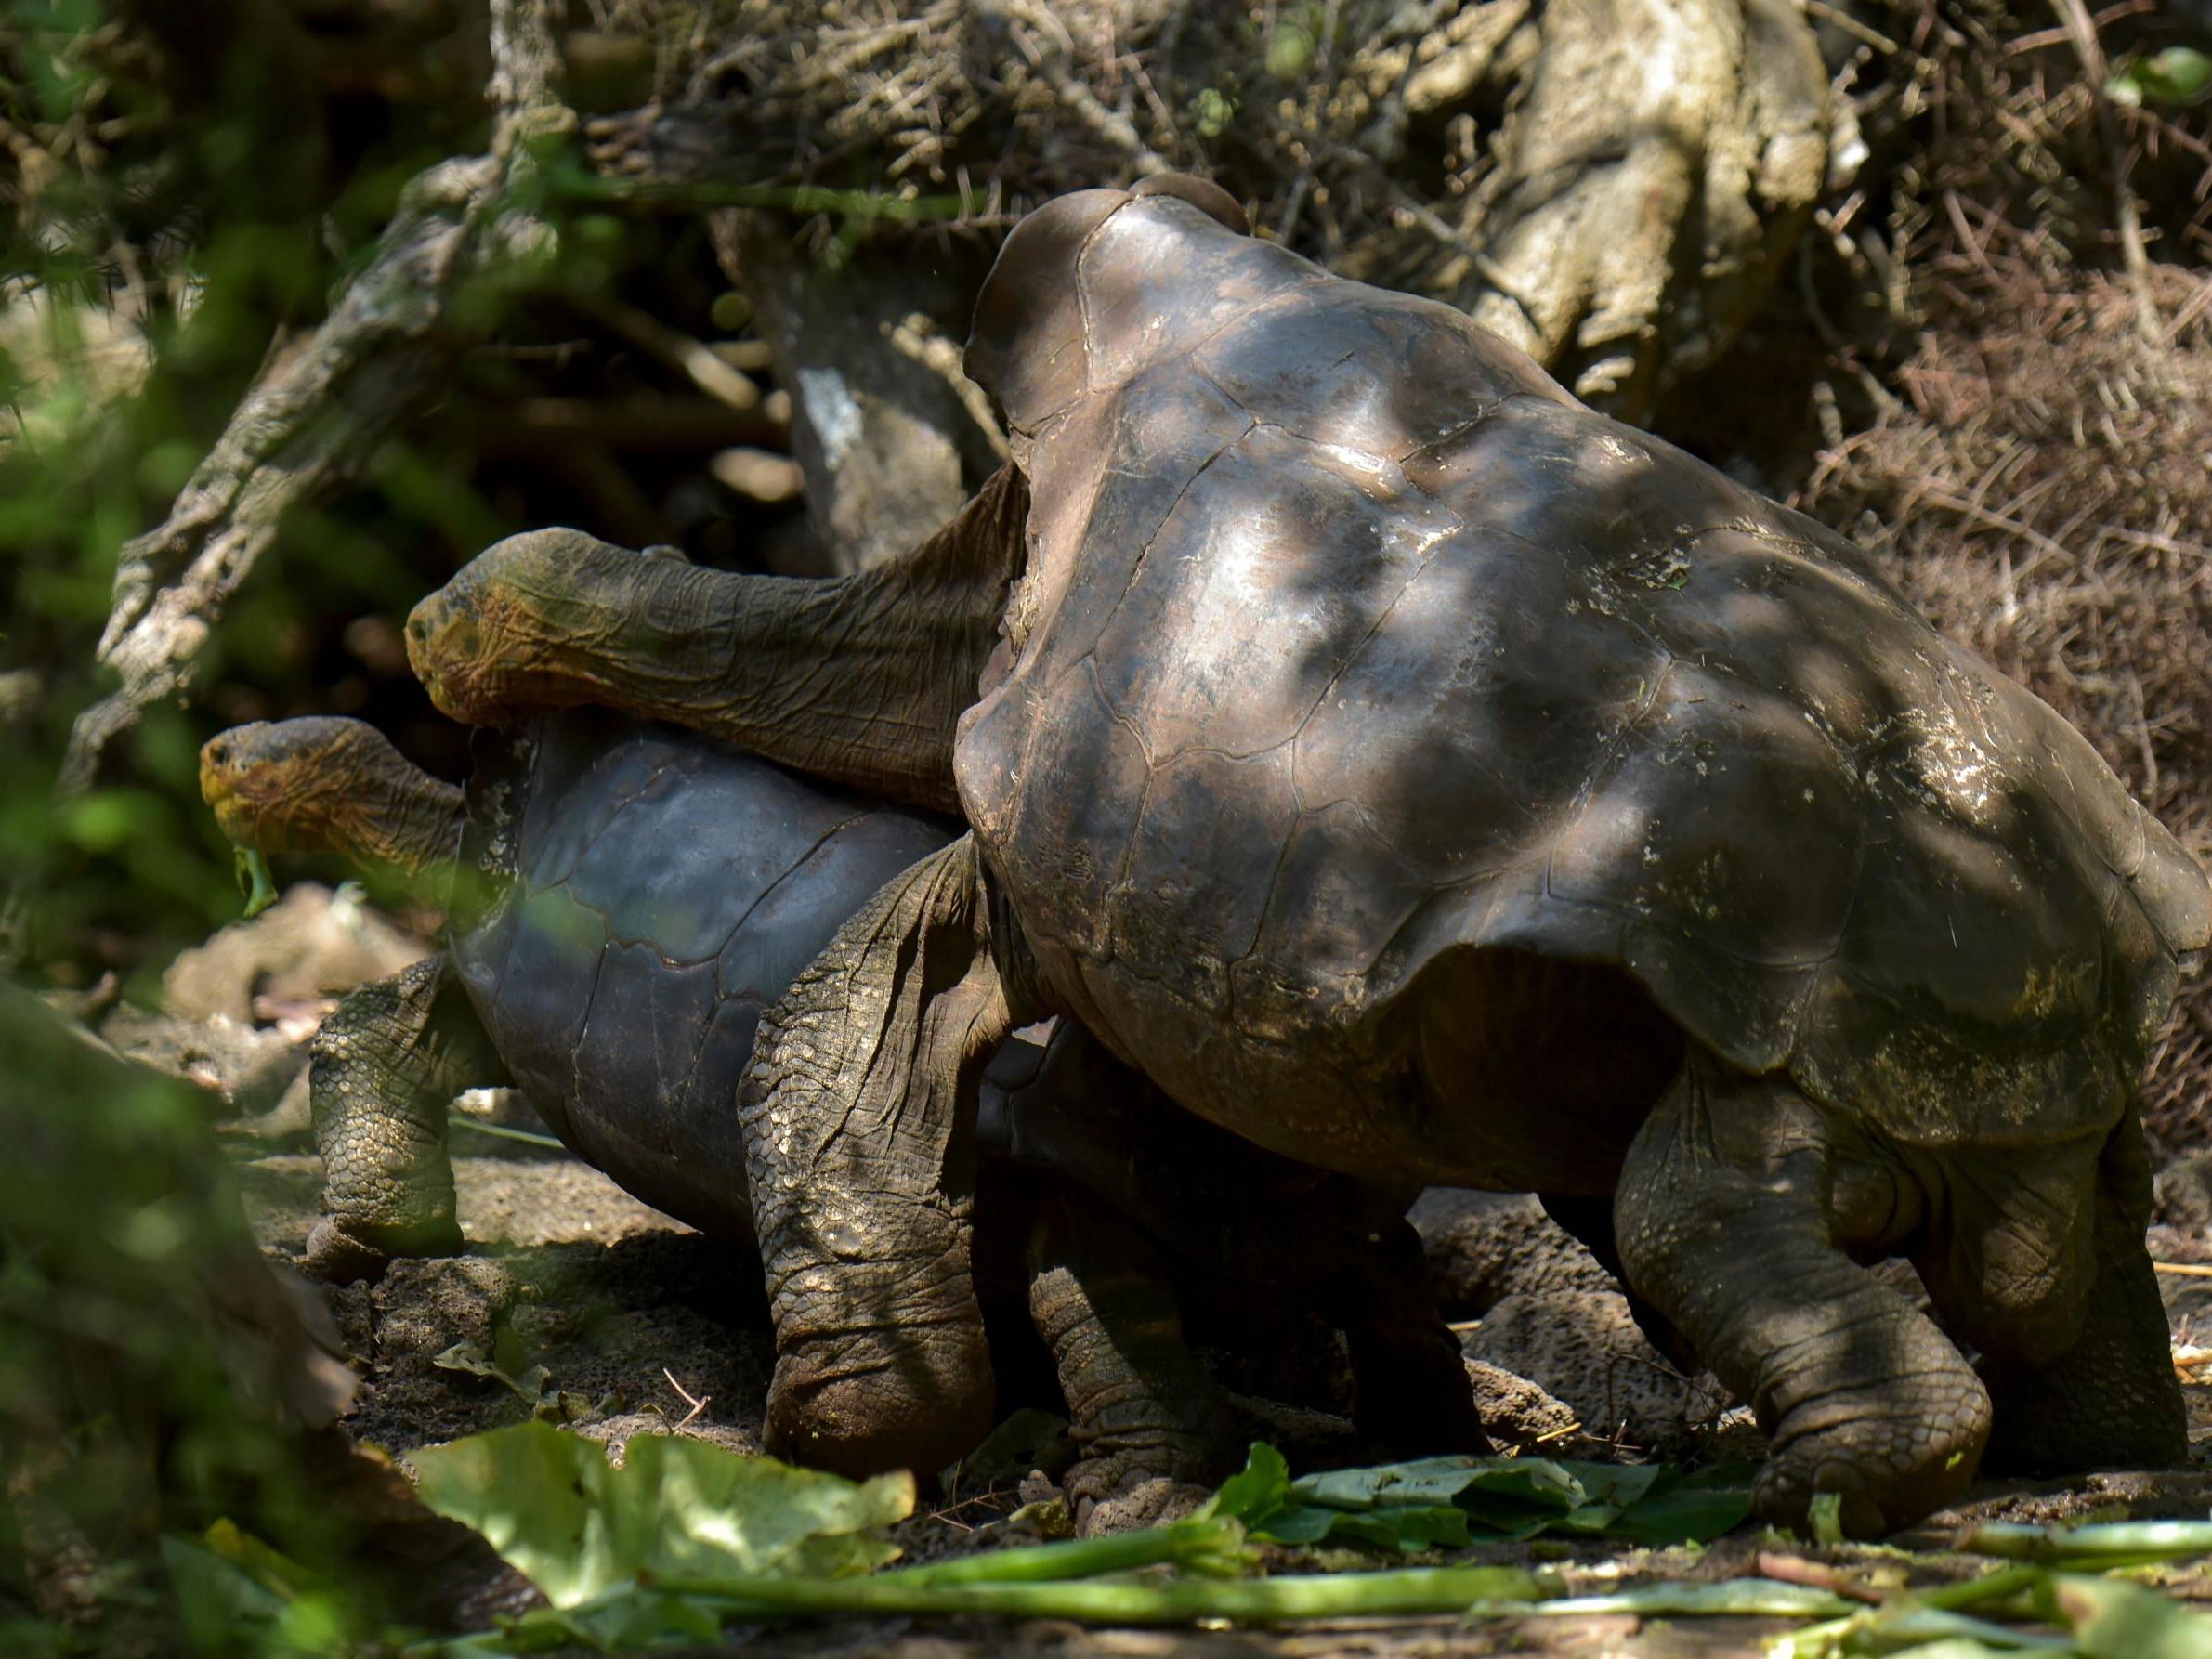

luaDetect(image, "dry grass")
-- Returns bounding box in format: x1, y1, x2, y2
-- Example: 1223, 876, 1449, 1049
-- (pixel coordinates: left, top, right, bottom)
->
593, 0, 1523, 276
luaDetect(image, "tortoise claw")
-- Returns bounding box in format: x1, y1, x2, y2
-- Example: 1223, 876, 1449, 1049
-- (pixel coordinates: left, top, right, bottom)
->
301, 1215, 463, 1285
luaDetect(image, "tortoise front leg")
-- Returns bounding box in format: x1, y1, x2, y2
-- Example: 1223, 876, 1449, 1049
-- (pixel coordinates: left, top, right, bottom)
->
1025, 1177, 1241, 1535
739, 834, 1033, 1477
305, 956, 503, 1283
1615, 1052, 1992, 1536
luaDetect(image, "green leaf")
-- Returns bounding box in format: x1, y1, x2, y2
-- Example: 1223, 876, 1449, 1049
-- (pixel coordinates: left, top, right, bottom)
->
232, 846, 279, 917
2110, 47, 2212, 107
1202, 1443, 1293, 1526
1602, 1480, 1754, 1547
408, 1420, 913, 1611
2042, 1572, 2212, 1659
1257, 1502, 1475, 1550
1230, 1453, 1747, 1552
1293, 1455, 1590, 1512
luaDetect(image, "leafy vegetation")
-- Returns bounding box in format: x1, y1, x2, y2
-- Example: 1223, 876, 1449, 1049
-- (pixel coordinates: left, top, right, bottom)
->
126, 1430, 2212, 1654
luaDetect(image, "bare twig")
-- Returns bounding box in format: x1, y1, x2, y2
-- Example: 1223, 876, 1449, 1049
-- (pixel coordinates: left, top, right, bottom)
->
570, 291, 764, 412
661, 1366, 711, 1429
2054, 0, 2162, 342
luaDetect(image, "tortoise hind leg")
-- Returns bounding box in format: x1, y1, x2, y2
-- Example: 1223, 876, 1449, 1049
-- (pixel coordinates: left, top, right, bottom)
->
1614, 1051, 1992, 1536
1318, 1203, 1492, 1457
1962, 1112, 2184, 1474
1026, 1177, 1242, 1535
1538, 1191, 1695, 1371
305, 956, 503, 1283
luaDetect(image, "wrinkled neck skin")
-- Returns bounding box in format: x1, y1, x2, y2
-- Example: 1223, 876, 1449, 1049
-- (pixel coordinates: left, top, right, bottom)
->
239, 762, 464, 890
438, 464, 1030, 816
344, 766, 465, 884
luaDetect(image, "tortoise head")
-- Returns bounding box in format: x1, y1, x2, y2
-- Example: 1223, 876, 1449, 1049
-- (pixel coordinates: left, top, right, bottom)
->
200, 717, 462, 882
406, 529, 641, 728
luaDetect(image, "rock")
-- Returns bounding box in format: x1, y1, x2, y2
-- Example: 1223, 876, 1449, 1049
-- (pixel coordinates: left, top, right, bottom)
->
1408, 1189, 1616, 1316
1460, 1291, 1718, 1458
2157, 1154, 2212, 1239
163, 882, 428, 1025
98, 1003, 303, 1117
1462, 1357, 1581, 1449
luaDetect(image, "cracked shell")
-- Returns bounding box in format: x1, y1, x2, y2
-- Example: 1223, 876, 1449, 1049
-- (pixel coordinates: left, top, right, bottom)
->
952, 188, 2211, 1187
448, 709, 958, 1235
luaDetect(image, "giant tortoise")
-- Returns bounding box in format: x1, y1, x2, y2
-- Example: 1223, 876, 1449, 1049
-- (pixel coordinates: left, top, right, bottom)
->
200, 707, 1480, 1521
403, 176, 2212, 1535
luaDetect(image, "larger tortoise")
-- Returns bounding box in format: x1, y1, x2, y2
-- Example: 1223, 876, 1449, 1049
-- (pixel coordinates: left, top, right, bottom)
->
405, 176, 2212, 1535
200, 705, 1480, 1517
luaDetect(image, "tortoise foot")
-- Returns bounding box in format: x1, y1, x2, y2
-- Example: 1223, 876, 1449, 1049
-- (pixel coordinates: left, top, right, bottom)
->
1066, 1458, 1214, 1537
301, 1214, 463, 1284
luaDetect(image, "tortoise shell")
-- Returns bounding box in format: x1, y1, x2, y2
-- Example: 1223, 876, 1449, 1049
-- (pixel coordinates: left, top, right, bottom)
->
952, 186, 2211, 1185
450, 709, 959, 1235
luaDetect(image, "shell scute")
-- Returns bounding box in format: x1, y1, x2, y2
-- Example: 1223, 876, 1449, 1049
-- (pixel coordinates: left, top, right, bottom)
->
1085, 420, 1456, 767
1109, 743, 1302, 1014
452, 713, 958, 1226
1074, 197, 1326, 404
564, 747, 838, 968
1189, 282, 1561, 462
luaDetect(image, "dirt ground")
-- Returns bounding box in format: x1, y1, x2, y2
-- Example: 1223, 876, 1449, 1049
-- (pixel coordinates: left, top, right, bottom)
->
223, 1121, 2212, 1658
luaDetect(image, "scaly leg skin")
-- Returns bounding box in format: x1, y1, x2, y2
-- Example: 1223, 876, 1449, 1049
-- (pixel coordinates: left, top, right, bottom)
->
740, 834, 1029, 1479
1971, 1113, 2187, 1475
1616, 1052, 1992, 1536
1027, 1178, 1242, 1536
305, 956, 501, 1284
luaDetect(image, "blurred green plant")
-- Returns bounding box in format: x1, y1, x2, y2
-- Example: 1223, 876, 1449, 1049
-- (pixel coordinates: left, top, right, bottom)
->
2110, 47, 2212, 109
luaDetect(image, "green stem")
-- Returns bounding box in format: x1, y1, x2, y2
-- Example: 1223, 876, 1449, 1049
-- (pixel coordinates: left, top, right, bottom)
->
449, 1117, 566, 1151
1913, 1562, 2047, 1610
1494, 1579, 1853, 1620
553, 163, 975, 223
652, 1565, 1547, 1625
1966, 1520, 2212, 1565
889, 1518, 1245, 1587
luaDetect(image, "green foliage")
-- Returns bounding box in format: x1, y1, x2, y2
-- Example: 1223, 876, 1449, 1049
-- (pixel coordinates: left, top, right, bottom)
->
2110, 48, 2212, 108
408, 1421, 912, 1611
2039, 1574, 2212, 1658
1203, 1443, 1754, 1550
0, 987, 364, 1649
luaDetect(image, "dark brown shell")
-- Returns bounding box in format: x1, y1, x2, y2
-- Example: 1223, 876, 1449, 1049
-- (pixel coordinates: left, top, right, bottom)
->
955, 189, 2211, 1169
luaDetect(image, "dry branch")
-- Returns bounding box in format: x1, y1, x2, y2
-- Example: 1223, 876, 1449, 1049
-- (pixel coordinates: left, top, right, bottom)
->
53, 0, 570, 801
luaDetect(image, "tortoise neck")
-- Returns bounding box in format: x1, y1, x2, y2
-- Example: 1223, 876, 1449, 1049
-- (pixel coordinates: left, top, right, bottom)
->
349, 765, 465, 883
552, 464, 1029, 814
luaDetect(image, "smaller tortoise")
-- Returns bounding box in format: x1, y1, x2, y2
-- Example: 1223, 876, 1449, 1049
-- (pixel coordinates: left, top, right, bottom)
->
201, 708, 1482, 1520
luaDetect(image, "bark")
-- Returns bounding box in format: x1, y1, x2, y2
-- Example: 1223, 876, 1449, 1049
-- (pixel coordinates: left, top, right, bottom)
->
719, 212, 1005, 574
